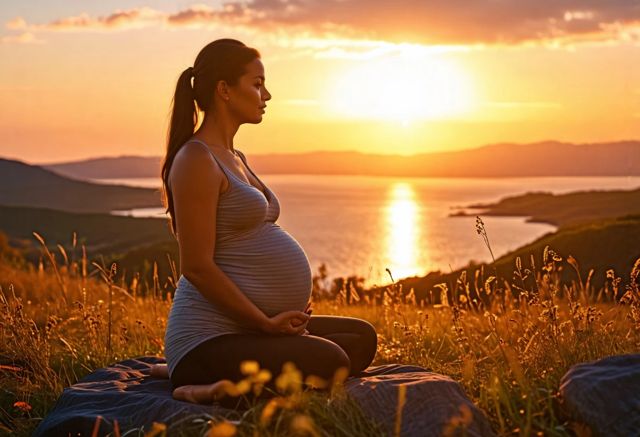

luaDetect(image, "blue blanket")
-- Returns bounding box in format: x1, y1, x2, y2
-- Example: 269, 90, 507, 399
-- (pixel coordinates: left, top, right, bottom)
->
34, 356, 495, 436
559, 354, 640, 436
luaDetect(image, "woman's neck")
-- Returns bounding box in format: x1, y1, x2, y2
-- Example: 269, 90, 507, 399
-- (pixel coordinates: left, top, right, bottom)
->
194, 112, 239, 153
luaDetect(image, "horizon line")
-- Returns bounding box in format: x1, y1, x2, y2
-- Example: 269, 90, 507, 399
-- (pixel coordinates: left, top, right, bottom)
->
27, 138, 640, 166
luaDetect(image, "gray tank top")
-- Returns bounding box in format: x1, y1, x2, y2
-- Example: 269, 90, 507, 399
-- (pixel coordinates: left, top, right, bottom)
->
164, 139, 312, 379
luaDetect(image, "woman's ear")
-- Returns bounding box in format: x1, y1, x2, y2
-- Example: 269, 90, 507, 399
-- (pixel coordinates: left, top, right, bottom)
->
216, 80, 230, 101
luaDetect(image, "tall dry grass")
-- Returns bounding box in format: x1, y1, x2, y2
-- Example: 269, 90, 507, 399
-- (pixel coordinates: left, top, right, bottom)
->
1, 230, 639, 436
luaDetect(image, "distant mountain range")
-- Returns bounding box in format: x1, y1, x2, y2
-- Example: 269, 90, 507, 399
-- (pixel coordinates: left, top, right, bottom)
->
46, 155, 163, 179
43, 140, 640, 179
0, 158, 162, 213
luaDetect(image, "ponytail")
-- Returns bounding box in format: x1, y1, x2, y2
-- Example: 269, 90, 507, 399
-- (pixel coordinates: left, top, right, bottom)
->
161, 67, 198, 235
161, 39, 261, 236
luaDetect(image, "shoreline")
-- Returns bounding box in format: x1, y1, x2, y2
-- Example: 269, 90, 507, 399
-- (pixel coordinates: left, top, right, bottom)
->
448, 187, 640, 229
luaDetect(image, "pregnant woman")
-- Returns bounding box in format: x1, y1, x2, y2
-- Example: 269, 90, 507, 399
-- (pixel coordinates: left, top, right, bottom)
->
162, 39, 377, 406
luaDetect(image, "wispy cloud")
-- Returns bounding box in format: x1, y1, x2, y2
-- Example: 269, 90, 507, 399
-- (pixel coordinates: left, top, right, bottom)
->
1, 32, 44, 45
3, 1, 640, 47
6, 17, 27, 30
40, 7, 165, 31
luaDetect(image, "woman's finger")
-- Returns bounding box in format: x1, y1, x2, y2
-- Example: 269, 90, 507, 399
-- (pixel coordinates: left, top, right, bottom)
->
292, 323, 307, 335
292, 312, 310, 323
285, 310, 310, 320
283, 323, 301, 335
290, 318, 304, 327
289, 318, 308, 333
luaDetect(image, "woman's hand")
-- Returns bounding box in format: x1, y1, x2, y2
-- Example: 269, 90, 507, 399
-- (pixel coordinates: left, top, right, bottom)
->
294, 301, 313, 335
263, 310, 310, 335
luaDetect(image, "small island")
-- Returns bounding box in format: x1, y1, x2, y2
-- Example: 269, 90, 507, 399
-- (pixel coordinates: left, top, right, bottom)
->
450, 187, 640, 228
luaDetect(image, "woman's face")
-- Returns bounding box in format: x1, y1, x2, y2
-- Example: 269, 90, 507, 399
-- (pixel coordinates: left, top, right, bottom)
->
227, 57, 271, 124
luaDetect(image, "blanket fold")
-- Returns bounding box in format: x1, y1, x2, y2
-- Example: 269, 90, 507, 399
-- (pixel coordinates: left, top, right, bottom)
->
34, 356, 494, 437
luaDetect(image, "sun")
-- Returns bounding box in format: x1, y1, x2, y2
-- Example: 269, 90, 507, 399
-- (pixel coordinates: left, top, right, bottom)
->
325, 46, 475, 122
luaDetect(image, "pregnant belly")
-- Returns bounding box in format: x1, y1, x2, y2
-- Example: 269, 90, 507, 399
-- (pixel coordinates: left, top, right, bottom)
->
215, 223, 312, 317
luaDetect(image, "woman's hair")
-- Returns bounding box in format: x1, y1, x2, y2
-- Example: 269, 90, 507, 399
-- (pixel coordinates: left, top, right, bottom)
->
161, 39, 261, 234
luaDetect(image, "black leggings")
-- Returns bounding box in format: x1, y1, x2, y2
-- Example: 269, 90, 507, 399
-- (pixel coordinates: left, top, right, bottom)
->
170, 315, 377, 404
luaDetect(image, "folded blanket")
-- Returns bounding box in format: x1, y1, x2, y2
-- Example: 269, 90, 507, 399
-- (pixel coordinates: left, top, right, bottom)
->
34, 356, 494, 436
559, 354, 640, 437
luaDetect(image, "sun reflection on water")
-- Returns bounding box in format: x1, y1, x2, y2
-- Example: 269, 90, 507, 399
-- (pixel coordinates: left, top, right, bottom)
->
384, 182, 423, 280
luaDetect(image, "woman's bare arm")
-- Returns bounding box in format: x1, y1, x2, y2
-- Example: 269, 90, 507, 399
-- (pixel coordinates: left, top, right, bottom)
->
170, 143, 308, 334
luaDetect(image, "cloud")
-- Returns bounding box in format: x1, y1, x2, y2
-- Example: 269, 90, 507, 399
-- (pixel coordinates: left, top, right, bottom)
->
4, 1, 640, 47
6, 16, 27, 30
1, 32, 43, 45
166, 3, 249, 27
44, 7, 165, 31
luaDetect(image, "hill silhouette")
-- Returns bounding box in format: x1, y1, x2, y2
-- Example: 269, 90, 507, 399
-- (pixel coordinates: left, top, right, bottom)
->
46, 155, 163, 179
43, 140, 640, 179
391, 214, 640, 304
0, 205, 171, 253
0, 205, 175, 283
0, 158, 162, 213
454, 187, 640, 228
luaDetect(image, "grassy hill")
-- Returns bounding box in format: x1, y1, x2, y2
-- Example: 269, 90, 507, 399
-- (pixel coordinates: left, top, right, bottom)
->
0, 205, 176, 284
0, 205, 171, 251
1, 219, 639, 436
393, 215, 640, 304
0, 158, 162, 213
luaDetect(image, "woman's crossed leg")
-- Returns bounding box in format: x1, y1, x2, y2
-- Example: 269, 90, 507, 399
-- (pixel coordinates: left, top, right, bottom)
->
170, 315, 377, 405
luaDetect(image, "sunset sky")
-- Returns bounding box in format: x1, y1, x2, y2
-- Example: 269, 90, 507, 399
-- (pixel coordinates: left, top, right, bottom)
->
1, 1, 639, 163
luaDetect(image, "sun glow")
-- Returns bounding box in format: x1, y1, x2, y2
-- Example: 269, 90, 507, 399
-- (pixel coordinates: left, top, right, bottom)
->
326, 47, 475, 122
385, 182, 423, 280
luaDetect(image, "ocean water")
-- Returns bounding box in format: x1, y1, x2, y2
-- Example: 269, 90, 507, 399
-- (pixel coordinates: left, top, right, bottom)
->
96, 175, 640, 286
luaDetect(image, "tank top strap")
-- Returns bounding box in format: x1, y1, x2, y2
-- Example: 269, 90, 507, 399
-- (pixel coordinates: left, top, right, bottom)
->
234, 149, 266, 190
186, 138, 236, 182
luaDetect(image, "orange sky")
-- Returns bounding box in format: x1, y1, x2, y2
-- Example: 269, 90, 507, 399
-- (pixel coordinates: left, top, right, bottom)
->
0, 2, 639, 163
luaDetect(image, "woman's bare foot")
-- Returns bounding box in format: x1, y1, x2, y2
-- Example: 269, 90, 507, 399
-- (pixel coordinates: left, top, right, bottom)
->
172, 380, 235, 404
150, 364, 169, 379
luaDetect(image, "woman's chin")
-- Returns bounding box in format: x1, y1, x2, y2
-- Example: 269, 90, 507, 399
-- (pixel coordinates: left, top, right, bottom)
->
246, 115, 263, 124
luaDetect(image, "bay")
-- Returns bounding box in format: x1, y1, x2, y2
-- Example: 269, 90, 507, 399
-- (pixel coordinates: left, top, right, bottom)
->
96, 175, 640, 286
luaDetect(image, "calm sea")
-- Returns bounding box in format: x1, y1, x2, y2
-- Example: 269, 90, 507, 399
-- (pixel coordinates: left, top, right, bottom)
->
94, 175, 640, 286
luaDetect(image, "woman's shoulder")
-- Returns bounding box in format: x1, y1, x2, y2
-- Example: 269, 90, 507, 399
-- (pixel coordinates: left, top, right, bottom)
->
169, 141, 224, 191
176, 139, 214, 160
